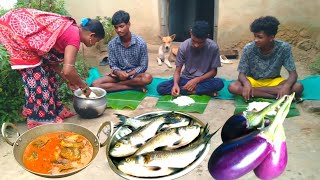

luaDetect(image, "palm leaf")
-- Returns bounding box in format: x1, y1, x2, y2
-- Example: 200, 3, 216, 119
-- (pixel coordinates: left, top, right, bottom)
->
156, 95, 211, 114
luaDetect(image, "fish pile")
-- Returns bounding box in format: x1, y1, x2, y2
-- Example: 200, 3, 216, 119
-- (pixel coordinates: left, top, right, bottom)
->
208, 93, 295, 180
109, 112, 218, 178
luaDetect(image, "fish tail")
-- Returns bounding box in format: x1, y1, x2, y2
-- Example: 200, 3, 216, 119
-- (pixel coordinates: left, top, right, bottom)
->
114, 113, 130, 128
199, 124, 220, 144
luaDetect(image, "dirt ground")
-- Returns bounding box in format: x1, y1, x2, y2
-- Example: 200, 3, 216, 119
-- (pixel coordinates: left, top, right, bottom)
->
0, 46, 319, 180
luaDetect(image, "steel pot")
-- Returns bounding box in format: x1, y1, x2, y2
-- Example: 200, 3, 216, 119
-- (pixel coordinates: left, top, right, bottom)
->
105, 111, 211, 180
73, 87, 107, 118
1, 121, 113, 178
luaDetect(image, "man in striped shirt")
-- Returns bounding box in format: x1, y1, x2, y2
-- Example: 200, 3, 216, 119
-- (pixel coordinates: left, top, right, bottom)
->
93, 10, 152, 92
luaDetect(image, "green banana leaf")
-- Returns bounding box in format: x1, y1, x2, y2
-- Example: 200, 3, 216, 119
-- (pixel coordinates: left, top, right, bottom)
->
156, 95, 211, 114
106, 91, 146, 110
234, 95, 300, 118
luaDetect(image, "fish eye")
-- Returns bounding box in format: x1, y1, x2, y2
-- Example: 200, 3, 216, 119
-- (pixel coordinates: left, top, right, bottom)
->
125, 158, 131, 162
115, 143, 121, 148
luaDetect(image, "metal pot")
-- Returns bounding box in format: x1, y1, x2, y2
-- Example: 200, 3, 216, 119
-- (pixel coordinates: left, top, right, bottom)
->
1, 121, 113, 178
105, 111, 211, 180
73, 87, 107, 118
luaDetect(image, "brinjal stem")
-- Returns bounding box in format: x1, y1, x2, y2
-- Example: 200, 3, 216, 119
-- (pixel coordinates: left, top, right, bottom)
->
262, 93, 295, 140
247, 95, 287, 127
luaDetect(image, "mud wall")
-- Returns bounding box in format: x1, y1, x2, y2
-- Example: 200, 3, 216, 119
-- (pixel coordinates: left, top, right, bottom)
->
65, 0, 320, 54
218, 0, 320, 53
64, 0, 161, 44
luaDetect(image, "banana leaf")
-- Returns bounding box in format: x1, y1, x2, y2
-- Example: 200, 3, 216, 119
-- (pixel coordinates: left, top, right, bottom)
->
234, 95, 300, 118
106, 91, 146, 110
156, 95, 211, 114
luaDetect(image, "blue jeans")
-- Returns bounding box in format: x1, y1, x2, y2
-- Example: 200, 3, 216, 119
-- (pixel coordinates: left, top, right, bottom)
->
157, 77, 224, 95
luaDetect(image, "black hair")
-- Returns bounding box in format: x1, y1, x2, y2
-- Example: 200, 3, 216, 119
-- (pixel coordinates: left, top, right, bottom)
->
81, 18, 105, 39
191, 20, 210, 39
250, 16, 280, 36
111, 10, 130, 25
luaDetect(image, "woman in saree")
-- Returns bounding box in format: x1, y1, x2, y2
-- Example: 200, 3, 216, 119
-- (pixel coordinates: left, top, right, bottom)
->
0, 8, 105, 128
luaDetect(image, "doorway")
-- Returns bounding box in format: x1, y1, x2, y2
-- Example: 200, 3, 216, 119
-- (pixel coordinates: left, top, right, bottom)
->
168, 0, 215, 42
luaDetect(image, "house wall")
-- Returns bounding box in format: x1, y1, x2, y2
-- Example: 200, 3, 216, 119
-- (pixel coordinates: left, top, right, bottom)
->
218, 0, 320, 52
65, 0, 320, 52
65, 0, 161, 44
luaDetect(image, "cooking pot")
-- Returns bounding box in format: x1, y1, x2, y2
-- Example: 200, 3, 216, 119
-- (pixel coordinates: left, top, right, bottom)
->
1, 121, 113, 178
105, 111, 211, 180
73, 87, 107, 118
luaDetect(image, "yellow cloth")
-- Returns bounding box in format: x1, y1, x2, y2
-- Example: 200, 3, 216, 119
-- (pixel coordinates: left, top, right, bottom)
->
247, 76, 285, 88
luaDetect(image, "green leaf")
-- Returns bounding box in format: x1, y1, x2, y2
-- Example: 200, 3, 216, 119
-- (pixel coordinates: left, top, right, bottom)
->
156, 95, 211, 114
234, 95, 300, 118
106, 91, 146, 110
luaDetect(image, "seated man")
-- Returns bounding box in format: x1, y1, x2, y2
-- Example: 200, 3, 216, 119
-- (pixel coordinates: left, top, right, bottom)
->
157, 21, 224, 97
93, 10, 152, 92
228, 16, 304, 100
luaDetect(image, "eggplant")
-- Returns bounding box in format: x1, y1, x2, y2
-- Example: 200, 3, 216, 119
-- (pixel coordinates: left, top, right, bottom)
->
208, 93, 294, 180
221, 95, 287, 142
254, 124, 288, 180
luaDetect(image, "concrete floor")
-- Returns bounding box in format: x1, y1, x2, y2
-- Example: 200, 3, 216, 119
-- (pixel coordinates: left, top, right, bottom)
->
1, 49, 319, 180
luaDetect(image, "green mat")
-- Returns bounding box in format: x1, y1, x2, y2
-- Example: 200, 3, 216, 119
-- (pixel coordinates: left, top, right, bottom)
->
156, 95, 211, 114
106, 91, 146, 110
145, 77, 235, 100
213, 79, 235, 100
234, 95, 300, 118
298, 75, 320, 100
146, 77, 172, 97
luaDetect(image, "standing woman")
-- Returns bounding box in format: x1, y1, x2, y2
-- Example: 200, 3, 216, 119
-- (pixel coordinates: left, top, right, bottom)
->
0, 8, 105, 128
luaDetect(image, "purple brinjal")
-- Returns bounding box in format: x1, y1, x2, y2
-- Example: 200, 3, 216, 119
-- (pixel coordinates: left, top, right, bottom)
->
221, 95, 287, 142
254, 124, 288, 180
208, 93, 294, 180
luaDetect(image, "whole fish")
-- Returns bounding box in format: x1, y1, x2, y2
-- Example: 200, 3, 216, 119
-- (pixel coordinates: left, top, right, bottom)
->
109, 114, 179, 157
117, 126, 219, 177
115, 112, 192, 130
134, 124, 202, 155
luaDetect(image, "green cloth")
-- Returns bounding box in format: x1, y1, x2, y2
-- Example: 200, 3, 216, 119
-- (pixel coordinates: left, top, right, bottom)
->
86, 67, 102, 86
106, 91, 146, 110
156, 95, 211, 114
213, 79, 235, 100
298, 75, 320, 100
234, 95, 300, 118
145, 77, 235, 100
146, 77, 172, 97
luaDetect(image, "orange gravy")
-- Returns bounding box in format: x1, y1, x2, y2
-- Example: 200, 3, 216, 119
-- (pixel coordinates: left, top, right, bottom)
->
23, 132, 93, 175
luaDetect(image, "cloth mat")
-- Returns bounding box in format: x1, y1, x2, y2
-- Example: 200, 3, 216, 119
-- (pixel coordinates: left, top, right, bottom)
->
298, 75, 320, 100
234, 95, 300, 118
156, 95, 211, 114
85, 68, 146, 110
145, 77, 235, 100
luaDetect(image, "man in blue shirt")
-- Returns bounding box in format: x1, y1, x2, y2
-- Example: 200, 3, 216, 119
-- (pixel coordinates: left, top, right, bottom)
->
228, 16, 303, 100
93, 10, 152, 92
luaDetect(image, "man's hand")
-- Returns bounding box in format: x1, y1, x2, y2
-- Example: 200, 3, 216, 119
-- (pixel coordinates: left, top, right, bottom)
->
242, 83, 253, 101
171, 84, 180, 97
277, 84, 291, 99
182, 78, 199, 92
114, 70, 129, 80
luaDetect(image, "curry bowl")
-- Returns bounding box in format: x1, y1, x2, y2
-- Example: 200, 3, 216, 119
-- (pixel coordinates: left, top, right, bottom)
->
73, 87, 107, 119
105, 111, 211, 180
1, 122, 112, 178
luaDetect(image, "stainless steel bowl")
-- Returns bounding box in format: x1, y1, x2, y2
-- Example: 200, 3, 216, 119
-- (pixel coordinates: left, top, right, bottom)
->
73, 87, 107, 118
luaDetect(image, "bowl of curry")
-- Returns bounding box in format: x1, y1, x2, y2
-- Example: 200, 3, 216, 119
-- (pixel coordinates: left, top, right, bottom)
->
1, 122, 112, 178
